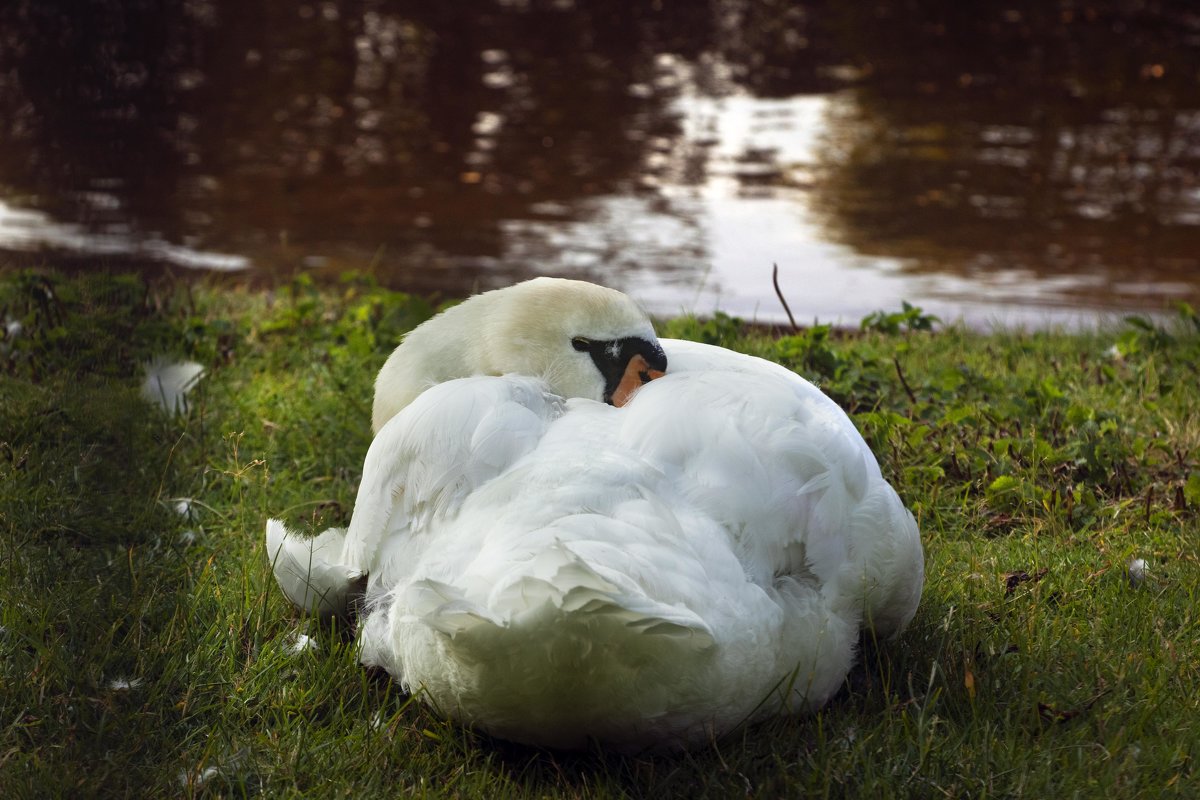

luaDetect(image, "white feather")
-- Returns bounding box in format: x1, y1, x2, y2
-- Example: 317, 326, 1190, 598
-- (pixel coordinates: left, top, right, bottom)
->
141, 358, 205, 414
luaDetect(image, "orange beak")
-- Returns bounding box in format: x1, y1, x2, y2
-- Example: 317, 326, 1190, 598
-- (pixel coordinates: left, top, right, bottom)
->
611, 354, 666, 407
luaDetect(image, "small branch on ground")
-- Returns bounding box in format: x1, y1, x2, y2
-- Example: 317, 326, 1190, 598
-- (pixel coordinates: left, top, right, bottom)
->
893, 356, 918, 404
772, 263, 799, 333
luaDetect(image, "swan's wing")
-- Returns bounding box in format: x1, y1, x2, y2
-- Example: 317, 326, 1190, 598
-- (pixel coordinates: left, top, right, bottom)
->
660, 338, 862, 440
406, 541, 716, 646
340, 375, 565, 581
653, 339, 924, 636
266, 376, 563, 617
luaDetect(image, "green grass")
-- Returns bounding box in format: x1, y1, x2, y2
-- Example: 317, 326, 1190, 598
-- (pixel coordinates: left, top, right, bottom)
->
1, 270, 1197, 798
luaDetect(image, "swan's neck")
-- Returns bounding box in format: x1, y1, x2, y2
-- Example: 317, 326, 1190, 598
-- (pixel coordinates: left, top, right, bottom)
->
369, 278, 654, 434
371, 298, 496, 433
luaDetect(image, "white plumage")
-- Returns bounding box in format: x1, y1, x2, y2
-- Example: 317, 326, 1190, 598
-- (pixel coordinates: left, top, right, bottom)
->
266, 278, 923, 751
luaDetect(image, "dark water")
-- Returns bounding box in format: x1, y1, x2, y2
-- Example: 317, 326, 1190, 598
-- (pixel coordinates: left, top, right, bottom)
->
2, 0, 1199, 326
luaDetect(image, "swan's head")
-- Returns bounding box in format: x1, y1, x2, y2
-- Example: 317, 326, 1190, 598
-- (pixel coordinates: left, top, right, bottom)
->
372, 277, 666, 432
489, 277, 667, 405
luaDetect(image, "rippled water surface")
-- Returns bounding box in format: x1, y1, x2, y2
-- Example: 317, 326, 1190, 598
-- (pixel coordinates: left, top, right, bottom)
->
2, 0, 1199, 325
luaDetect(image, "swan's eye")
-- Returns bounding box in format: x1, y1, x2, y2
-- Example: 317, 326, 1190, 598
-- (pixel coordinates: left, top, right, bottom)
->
571, 337, 590, 352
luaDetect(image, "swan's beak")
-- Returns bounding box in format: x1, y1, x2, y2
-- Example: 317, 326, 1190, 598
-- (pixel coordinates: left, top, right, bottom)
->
576, 335, 667, 406
612, 354, 666, 407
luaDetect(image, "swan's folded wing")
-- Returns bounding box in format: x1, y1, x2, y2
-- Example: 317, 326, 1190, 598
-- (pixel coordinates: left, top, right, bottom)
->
652, 339, 925, 636
340, 376, 565, 578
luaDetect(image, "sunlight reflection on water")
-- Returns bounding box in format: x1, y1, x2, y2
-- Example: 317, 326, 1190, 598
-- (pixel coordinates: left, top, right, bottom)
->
0, 200, 249, 272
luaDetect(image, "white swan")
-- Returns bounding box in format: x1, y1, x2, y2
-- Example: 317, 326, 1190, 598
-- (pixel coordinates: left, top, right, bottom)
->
266, 277, 923, 751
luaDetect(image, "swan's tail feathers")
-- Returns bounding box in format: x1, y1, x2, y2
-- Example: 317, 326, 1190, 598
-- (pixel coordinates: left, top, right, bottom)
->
265, 519, 365, 618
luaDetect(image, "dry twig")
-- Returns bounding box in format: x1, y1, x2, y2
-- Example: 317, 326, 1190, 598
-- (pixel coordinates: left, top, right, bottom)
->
772, 263, 799, 332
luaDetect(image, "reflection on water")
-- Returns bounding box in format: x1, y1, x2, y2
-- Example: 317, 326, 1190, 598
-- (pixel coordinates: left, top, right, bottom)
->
1, 0, 1199, 326
0, 199, 249, 271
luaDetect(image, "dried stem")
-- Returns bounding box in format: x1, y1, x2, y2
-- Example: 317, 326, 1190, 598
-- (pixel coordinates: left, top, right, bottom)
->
893, 356, 918, 404
772, 263, 799, 332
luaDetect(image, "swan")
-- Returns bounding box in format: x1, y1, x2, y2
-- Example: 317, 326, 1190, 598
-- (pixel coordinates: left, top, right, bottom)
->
266, 277, 924, 751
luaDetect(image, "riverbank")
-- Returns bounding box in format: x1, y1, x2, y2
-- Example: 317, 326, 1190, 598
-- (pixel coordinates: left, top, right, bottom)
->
1, 271, 1196, 797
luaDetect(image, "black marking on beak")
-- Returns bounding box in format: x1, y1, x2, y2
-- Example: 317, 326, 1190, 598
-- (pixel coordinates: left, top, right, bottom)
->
573, 336, 667, 404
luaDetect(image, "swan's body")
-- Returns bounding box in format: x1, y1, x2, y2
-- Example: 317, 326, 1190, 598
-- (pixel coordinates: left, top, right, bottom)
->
267, 278, 923, 751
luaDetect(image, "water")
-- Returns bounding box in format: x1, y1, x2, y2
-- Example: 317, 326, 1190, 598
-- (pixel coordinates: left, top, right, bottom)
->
2, 0, 1199, 327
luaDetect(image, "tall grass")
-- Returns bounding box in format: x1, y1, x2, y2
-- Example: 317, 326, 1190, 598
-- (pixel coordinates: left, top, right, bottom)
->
1, 271, 1196, 797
